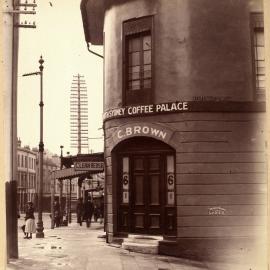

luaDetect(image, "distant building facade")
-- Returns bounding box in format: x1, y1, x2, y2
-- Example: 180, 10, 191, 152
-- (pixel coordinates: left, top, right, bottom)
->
81, 0, 267, 261
17, 139, 62, 212
42, 154, 60, 212
17, 139, 38, 212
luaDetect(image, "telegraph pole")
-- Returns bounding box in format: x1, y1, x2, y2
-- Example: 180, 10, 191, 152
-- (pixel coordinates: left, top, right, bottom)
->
70, 74, 89, 154
3, 0, 37, 260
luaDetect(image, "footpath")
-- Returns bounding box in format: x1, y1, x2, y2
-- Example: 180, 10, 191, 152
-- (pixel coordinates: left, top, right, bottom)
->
5, 214, 267, 270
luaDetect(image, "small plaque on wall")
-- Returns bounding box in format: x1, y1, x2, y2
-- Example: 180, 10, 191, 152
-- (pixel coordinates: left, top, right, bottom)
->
208, 207, 226, 215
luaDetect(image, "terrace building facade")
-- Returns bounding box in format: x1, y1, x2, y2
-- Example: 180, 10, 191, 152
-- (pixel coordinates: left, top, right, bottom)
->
81, 0, 267, 261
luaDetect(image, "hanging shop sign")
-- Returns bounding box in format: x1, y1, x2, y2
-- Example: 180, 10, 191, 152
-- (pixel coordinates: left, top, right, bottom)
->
74, 161, 104, 171
103, 101, 189, 120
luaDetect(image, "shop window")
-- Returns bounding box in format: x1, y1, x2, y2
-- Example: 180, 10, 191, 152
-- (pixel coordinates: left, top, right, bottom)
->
251, 13, 265, 101
123, 16, 153, 105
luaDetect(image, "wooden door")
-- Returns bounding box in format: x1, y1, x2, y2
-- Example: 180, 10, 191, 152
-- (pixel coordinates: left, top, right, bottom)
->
131, 154, 164, 234
116, 137, 176, 236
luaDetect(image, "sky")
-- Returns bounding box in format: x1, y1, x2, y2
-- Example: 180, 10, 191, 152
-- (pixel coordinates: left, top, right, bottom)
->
17, 0, 104, 156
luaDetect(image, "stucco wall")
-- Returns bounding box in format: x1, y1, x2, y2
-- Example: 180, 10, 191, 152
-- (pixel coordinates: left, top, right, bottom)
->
103, 0, 259, 110
104, 112, 267, 241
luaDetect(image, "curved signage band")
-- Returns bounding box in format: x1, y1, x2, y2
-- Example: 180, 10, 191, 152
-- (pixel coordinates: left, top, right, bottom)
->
112, 122, 176, 147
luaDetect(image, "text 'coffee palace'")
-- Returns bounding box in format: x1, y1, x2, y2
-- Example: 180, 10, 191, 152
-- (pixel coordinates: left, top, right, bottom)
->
103, 101, 189, 120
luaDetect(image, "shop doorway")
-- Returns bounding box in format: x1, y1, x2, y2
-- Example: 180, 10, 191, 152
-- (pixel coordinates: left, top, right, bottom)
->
115, 137, 176, 236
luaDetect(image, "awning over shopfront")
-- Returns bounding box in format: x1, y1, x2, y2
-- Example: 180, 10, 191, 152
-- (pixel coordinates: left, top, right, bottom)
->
52, 152, 104, 180
52, 167, 91, 180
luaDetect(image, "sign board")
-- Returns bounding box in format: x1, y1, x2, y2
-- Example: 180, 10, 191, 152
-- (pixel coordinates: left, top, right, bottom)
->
103, 101, 189, 120
103, 101, 265, 121
74, 161, 104, 171
112, 122, 174, 145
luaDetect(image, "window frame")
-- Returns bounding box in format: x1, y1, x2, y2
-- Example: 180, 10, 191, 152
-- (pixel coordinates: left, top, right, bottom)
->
250, 12, 265, 101
122, 16, 154, 106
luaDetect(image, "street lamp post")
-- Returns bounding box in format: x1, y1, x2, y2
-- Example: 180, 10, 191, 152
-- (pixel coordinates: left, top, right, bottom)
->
22, 55, 45, 238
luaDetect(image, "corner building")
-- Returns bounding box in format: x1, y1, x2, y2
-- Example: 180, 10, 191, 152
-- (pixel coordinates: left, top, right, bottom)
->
81, 0, 267, 259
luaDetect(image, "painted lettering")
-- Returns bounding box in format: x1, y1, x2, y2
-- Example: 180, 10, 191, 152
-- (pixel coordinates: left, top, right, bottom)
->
150, 128, 160, 137
156, 104, 161, 112
133, 126, 141, 134
171, 103, 177, 110
142, 126, 150, 134
117, 130, 124, 139
126, 127, 132, 136
159, 131, 167, 139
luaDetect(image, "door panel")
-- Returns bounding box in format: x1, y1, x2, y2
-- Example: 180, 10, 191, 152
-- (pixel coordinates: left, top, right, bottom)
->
134, 175, 144, 205
149, 174, 159, 205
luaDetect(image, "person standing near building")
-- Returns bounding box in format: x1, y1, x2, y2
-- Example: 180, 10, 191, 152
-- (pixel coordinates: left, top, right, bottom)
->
53, 199, 61, 227
84, 196, 94, 228
24, 202, 36, 239
76, 198, 83, 226
99, 195, 104, 224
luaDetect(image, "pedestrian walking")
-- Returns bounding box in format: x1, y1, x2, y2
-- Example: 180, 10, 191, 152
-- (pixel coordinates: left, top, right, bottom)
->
84, 196, 94, 228
24, 202, 36, 239
53, 199, 61, 227
99, 196, 104, 224
93, 202, 99, 222
76, 198, 83, 226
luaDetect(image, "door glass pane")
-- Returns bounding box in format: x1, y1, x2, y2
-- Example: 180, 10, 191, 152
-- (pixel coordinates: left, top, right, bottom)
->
150, 175, 159, 205
167, 155, 174, 173
123, 157, 129, 173
135, 175, 144, 205
167, 191, 175, 205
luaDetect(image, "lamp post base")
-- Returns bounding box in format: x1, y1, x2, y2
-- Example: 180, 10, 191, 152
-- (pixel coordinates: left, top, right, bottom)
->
36, 221, 44, 238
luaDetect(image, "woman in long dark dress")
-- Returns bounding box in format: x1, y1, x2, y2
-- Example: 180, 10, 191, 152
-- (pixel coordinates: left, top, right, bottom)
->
24, 202, 36, 239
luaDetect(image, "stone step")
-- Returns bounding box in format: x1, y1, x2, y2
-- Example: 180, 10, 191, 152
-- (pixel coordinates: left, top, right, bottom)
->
121, 234, 162, 254
124, 237, 161, 244
127, 234, 163, 241
121, 241, 159, 254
